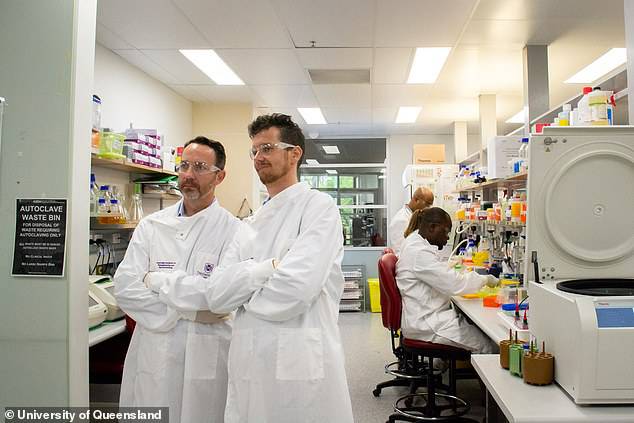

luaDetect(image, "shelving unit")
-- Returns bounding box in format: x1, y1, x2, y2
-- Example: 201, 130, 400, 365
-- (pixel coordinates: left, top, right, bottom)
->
457, 172, 527, 193
340, 265, 367, 312
506, 68, 629, 137
89, 217, 137, 231
91, 154, 177, 176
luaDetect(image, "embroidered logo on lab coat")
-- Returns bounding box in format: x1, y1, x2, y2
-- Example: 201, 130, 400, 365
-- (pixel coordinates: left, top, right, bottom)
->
198, 262, 214, 278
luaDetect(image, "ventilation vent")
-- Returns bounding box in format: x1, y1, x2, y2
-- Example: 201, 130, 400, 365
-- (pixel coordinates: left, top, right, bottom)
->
308, 69, 370, 84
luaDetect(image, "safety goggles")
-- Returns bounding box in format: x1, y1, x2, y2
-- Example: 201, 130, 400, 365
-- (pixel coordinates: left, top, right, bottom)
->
176, 160, 221, 175
249, 142, 296, 160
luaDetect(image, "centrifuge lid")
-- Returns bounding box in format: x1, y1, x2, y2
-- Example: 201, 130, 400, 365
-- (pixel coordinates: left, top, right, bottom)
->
557, 279, 634, 296
525, 130, 634, 281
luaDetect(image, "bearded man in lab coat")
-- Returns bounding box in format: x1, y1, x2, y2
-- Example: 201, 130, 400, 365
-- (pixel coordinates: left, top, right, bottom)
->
114, 137, 241, 423
146, 113, 354, 423
396, 207, 498, 353
388, 187, 434, 255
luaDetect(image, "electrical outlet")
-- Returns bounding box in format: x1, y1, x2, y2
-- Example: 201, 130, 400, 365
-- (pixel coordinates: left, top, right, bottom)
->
112, 233, 121, 244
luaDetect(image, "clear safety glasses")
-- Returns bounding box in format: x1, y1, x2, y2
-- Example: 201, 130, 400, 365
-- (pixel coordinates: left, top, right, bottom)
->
249, 142, 296, 160
176, 160, 221, 175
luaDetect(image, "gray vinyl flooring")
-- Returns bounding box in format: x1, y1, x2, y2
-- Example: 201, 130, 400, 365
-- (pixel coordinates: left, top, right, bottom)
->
339, 312, 486, 423
92, 312, 487, 422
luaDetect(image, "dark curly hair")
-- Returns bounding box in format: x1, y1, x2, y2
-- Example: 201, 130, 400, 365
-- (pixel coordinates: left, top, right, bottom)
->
248, 113, 305, 164
184, 136, 226, 169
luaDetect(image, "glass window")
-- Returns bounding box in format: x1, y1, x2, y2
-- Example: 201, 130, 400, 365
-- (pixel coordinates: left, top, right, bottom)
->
339, 207, 387, 247
300, 138, 387, 248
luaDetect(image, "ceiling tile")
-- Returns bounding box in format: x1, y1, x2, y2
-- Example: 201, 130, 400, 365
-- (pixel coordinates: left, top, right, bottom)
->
375, 0, 478, 47
217, 49, 309, 84
313, 84, 371, 108
372, 85, 430, 108
113, 50, 179, 85
250, 85, 318, 108
296, 48, 373, 70
373, 48, 412, 84
193, 85, 255, 103
140, 50, 212, 84
96, 23, 134, 50
167, 84, 210, 102
321, 108, 373, 125
473, 0, 625, 20
172, 0, 292, 48
272, 0, 374, 47
97, 0, 209, 49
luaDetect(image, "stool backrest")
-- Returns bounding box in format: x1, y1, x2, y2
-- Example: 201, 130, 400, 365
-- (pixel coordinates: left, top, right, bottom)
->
378, 252, 401, 331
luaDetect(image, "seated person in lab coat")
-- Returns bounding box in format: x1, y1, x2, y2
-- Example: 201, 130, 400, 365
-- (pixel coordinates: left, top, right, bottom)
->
388, 187, 434, 255
114, 136, 241, 423
396, 207, 498, 353
146, 113, 354, 423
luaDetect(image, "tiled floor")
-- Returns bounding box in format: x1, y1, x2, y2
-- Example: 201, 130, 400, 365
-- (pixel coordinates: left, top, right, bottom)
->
339, 312, 486, 423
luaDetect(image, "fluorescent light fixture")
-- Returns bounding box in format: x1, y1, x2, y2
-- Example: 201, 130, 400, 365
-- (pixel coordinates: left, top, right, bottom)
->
297, 107, 327, 124
305, 159, 320, 166
322, 145, 340, 154
564, 48, 627, 84
378, 175, 386, 179
179, 49, 244, 85
395, 106, 422, 124
326, 169, 338, 175
506, 109, 526, 124
380, 168, 386, 173
407, 47, 452, 84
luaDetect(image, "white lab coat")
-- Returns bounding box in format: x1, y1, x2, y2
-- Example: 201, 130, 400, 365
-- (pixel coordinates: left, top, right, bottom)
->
114, 200, 241, 423
396, 232, 496, 353
388, 205, 412, 255
151, 182, 354, 423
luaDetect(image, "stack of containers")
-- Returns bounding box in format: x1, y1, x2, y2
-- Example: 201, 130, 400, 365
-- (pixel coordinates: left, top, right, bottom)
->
124, 128, 163, 169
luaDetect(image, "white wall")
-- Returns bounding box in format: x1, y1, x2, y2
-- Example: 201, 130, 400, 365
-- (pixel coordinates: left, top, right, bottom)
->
93, 44, 192, 150
387, 133, 480, 220
92, 44, 193, 215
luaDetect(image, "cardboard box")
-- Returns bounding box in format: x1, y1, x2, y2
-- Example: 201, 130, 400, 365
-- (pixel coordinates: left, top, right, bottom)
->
487, 136, 522, 179
413, 144, 445, 164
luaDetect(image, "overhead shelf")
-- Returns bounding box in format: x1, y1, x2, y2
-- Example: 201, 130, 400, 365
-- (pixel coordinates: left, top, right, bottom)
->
457, 172, 527, 193
142, 192, 182, 200
459, 149, 484, 166
505, 68, 628, 137
91, 154, 177, 176
90, 217, 137, 230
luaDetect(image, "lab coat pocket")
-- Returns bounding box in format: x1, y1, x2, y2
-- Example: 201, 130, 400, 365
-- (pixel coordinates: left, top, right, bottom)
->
136, 330, 170, 377
184, 333, 219, 380
276, 328, 325, 381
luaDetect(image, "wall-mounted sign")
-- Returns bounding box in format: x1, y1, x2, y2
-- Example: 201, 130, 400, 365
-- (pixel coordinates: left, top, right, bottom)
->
12, 199, 68, 277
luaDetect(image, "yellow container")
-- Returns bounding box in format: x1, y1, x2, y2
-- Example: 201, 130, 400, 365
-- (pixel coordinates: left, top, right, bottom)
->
368, 278, 381, 313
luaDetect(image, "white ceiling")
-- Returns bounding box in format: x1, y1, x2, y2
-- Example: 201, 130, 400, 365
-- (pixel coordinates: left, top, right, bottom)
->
96, 0, 627, 136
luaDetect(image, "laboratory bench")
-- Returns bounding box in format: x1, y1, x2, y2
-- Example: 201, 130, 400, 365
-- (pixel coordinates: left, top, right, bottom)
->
89, 320, 126, 347
472, 354, 634, 423
451, 296, 511, 344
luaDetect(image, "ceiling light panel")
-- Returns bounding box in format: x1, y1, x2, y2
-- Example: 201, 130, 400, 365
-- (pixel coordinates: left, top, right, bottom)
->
306, 159, 320, 165
179, 49, 244, 85
407, 47, 452, 84
322, 145, 340, 154
395, 106, 422, 123
564, 48, 627, 84
298, 108, 328, 125
326, 169, 338, 174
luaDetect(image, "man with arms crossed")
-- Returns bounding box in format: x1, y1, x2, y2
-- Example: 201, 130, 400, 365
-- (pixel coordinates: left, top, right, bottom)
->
115, 137, 240, 423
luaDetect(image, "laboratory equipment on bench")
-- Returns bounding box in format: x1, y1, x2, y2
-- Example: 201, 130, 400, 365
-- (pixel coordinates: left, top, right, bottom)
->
525, 126, 634, 404
89, 291, 108, 329
89, 275, 124, 321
